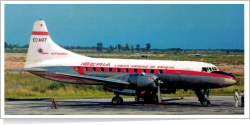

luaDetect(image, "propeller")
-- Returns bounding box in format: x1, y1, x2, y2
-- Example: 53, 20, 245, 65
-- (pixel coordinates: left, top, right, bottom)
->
157, 80, 163, 103
148, 75, 163, 103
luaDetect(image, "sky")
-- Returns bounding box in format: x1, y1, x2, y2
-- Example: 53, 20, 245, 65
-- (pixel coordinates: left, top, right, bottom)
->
4, 4, 244, 49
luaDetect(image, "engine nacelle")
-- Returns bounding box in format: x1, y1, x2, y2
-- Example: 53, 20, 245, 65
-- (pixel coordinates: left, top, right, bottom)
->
114, 89, 135, 96
128, 74, 158, 90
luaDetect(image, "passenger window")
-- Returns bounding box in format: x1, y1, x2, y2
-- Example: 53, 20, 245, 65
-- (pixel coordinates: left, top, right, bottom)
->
159, 70, 163, 74
150, 69, 154, 73
124, 68, 128, 72
84, 67, 87, 71
134, 69, 137, 73
202, 67, 207, 72
117, 68, 121, 72
109, 68, 112, 72
100, 67, 104, 72
142, 69, 146, 73
76, 67, 80, 71
93, 67, 96, 71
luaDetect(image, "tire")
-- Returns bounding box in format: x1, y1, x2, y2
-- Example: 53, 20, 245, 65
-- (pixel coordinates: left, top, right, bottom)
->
207, 100, 210, 105
153, 96, 157, 103
201, 98, 210, 106
118, 97, 123, 105
144, 96, 156, 104
112, 97, 120, 105
135, 95, 140, 101
202, 100, 208, 106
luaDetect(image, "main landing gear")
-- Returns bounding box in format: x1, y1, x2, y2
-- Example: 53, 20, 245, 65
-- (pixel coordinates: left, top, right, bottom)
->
135, 90, 159, 104
111, 94, 123, 105
194, 89, 211, 106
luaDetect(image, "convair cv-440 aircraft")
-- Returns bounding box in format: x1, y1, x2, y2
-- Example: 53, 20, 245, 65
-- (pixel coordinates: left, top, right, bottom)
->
16, 19, 237, 105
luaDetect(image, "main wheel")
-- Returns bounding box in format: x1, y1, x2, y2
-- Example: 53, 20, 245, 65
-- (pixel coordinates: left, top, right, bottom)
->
118, 97, 123, 105
144, 96, 157, 104
135, 95, 140, 101
112, 97, 120, 105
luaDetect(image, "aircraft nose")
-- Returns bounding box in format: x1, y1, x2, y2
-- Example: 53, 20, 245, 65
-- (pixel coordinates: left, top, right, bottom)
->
225, 77, 237, 85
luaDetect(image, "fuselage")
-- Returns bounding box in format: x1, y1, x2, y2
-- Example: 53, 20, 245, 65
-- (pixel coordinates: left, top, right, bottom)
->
28, 56, 236, 90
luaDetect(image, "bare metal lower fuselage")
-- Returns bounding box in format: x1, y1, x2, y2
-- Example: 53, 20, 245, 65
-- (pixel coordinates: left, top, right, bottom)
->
30, 66, 236, 91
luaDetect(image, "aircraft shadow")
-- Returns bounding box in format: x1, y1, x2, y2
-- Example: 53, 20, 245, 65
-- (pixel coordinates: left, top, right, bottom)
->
54, 98, 199, 107
8, 98, 227, 108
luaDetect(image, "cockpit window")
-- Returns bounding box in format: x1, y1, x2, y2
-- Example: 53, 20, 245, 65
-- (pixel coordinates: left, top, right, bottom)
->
202, 67, 207, 72
202, 67, 218, 72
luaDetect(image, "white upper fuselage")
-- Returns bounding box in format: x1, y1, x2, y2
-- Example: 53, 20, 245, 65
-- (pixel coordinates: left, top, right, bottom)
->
25, 54, 216, 72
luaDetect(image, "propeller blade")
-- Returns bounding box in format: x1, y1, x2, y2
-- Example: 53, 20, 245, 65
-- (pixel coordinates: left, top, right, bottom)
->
157, 81, 162, 103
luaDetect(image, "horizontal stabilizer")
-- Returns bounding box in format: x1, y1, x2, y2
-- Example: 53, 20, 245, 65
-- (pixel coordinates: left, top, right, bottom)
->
10, 69, 26, 71
24, 68, 47, 71
10, 68, 47, 72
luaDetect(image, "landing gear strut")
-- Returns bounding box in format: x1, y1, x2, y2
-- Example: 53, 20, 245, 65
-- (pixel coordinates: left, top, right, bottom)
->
194, 89, 211, 106
141, 91, 158, 104
143, 92, 157, 103
135, 90, 141, 102
111, 94, 123, 105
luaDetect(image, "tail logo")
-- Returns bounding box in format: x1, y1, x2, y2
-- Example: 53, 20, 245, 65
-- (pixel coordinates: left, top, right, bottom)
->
38, 48, 43, 53
37, 48, 48, 54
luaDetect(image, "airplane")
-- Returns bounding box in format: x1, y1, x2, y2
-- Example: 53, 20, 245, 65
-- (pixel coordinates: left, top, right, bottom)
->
14, 19, 237, 106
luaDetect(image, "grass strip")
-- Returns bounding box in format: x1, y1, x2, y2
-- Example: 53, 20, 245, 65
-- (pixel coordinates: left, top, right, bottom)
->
5, 74, 244, 100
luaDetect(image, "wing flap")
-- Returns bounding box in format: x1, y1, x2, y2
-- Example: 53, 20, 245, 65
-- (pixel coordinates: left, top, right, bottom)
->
53, 72, 129, 86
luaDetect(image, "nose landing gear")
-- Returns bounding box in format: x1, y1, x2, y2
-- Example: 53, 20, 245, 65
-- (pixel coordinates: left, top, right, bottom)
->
194, 89, 211, 106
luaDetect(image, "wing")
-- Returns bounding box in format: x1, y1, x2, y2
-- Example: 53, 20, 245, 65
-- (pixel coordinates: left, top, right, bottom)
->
52, 72, 129, 89
12, 68, 129, 89
54, 72, 128, 84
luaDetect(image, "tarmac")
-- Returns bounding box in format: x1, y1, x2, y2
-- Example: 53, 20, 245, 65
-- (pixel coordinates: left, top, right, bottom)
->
4, 96, 244, 115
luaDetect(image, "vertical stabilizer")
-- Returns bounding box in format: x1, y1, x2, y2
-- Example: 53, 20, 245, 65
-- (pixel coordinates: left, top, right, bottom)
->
24, 19, 84, 68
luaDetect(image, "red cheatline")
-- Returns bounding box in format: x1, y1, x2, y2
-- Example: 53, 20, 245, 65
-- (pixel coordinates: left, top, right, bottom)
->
32, 31, 49, 35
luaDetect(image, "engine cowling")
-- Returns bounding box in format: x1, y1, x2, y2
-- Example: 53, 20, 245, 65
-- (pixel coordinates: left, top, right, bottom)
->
128, 74, 158, 90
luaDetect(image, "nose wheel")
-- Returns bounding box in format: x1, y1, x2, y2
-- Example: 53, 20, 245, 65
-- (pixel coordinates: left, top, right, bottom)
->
202, 99, 210, 106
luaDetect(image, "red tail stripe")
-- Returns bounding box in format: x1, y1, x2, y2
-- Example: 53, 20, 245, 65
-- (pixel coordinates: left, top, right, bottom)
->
32, 31, 49, 35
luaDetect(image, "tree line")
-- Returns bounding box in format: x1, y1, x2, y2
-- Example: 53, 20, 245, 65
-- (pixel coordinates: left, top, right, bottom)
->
4, 42, 244, 54
4, 42, 29, 49
96, 42, 151, 53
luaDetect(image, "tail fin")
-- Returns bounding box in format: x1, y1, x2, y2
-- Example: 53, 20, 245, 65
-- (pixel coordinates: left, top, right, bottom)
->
24, 19, 84, 68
